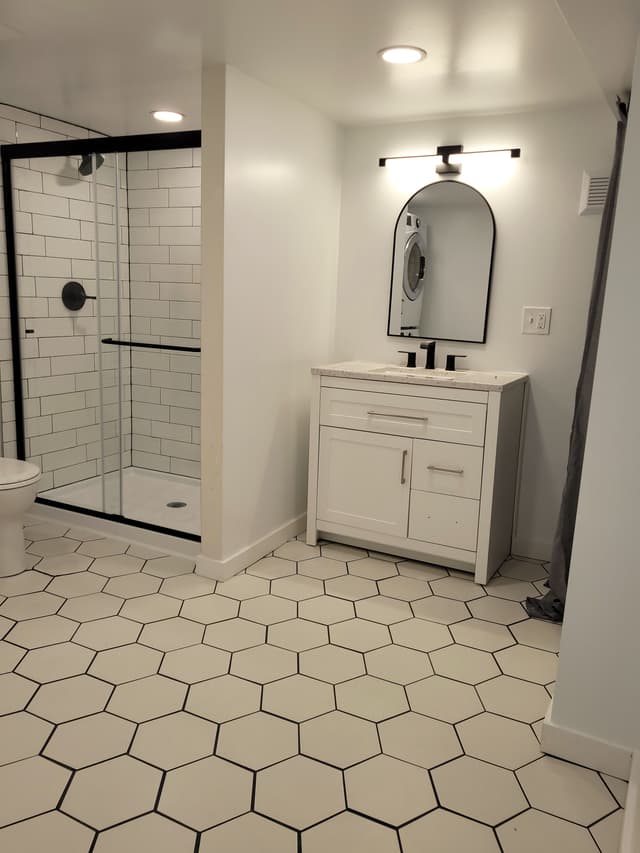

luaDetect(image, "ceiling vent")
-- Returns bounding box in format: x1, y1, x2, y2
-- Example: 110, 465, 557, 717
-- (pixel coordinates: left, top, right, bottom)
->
579, 172, 609, 215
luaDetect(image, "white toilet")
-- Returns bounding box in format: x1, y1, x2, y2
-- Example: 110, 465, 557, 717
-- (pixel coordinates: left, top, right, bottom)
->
0, 458, 41, 577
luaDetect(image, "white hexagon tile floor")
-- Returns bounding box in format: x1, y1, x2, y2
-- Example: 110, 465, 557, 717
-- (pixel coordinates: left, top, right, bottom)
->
0, 523, 627, 853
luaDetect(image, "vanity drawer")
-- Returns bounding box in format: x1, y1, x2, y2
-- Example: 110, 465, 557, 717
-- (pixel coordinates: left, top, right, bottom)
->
320, 388, 486, 445
409, 491, 479, 551
411, 440, 483, 499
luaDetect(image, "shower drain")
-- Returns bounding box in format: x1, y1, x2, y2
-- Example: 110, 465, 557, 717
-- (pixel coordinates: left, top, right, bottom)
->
166, 501, 187, 509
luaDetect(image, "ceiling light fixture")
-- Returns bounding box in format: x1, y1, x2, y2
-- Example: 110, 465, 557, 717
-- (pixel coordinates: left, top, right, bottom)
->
379, 45, 426, 64
151, 110, 184, 123
379, 145, 521, 171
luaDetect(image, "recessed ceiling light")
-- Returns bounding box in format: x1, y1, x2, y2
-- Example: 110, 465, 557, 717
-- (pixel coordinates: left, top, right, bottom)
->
151, 110, 184, 123
379, 45, 426, 64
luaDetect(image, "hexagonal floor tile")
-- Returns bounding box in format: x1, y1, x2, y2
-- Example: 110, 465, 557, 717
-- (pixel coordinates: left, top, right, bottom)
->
255, 755, 344, 829
131, 711, 217, 769
379, 711, 462, 768
590, 810, 624, 853
47, 572, 106, 598
516, 757, 617, 825
201, 813, 296, 853
89, 644, 162, 684
73, 615, 141, 650
497, 808, 600, 853
0, 756, 71, 826
299, 644, 365, 683
0, 672, 38, 714
433, 755, 528, 824
138, 617, 203, 651
321, 543, 367, 561
500, 558, 549, 582
160, 644, 230, 683
329, 618, 391, 652
0, 640, 25, 673
28, 674, 111, 723
78, 538, 128, 558
246, 556, 296, 580
412, 595, 472, 624
457, 712, 541, 769
601, 775, 628, 807
60, 593, 123, 622
239, 595, 297, 625
204, 618, 265, 651
186, 675, 260, 722
104, 573, 161, 598
63, 755, 161, 830
142, 556, 195, 578
451, 618, 515, 652
120, 593, 181, 623
44, 712, 135, 768
430, 576, 486, 601
348, 557, 398, 580
468, 596, 527, 625
477, 675, 551, 723
181, 594, 239, 624
302, 811, 400, 853
93, 813, 196, 853
231, 644, 297, 683
262, 674, 335, 721
401, 809, 501, 853
160, 574, 217, 600
268, 618, 328, 651
407, 675, 483, 723
0, 570, 50, 597
486, 576, 538, 601
0, 712, 53, 766
90, 554, 145, 577
0, 810, 93, 853
28, 537, 78, 557
16, 642, 92, 683
107, 674, 187, 722
336, 675, 408, 722
274, 541, 320, 561
298, 595, 355, 625
0, 591, 63, 621
391, 618, 452, 652
495, 645, 557, 684
431, 645, 500, 684
301, 710, 380, 768
7, 614, 77, 648
324, 575, 378, 601
355, 596, 412, 624
510, 619, 562, 653
216, 574, 270, 601
270, 575, 324, 601
378, 575, 432, 601
298, 557, 347, 580
365, 645, 433, 684
159, 756, 252, 830
345, 754, 436, 825
217, 711, 298, 769
23, 522, 69, 541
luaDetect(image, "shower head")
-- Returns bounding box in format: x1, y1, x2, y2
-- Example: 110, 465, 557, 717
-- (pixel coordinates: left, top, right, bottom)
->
78, 153, 104, 176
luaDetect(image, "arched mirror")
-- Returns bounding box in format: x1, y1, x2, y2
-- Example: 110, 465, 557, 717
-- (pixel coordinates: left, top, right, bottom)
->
387, 180, 495, 343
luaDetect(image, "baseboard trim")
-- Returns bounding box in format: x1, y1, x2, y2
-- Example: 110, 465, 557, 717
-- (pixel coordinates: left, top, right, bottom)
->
620, 750, 639, 853
196, 514, 306, 581
541, 700, 633, 780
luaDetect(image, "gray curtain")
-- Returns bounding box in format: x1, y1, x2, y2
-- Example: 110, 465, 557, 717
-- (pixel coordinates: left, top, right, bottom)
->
526, 102, 628, 623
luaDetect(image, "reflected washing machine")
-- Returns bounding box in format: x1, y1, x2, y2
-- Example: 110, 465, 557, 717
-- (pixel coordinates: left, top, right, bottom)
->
400, 213, 427, 336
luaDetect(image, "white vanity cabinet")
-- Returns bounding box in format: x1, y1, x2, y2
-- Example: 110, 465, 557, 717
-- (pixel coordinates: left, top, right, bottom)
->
306, 363, 528, 584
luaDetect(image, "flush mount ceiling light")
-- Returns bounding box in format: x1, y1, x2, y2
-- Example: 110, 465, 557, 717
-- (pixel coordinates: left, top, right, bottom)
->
151, 110, 184, 123
379, 45, 426, 64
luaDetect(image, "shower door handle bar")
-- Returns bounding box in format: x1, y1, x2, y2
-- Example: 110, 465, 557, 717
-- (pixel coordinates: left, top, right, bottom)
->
101, 338, 201, 353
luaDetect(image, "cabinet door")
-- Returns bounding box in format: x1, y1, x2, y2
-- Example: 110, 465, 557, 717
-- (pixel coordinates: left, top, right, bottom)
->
317, 427, 411, 537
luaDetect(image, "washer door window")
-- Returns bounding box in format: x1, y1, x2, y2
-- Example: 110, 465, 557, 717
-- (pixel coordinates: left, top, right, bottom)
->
403, 234, 425, 300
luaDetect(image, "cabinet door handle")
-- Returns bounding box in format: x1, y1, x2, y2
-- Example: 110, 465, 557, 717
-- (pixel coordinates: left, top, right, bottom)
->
367, 410, 429, 422
427, 465, 464, 474
401, 450, 408, 484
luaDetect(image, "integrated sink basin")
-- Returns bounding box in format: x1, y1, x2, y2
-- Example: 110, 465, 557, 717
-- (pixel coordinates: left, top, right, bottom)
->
370, 366, 456, 379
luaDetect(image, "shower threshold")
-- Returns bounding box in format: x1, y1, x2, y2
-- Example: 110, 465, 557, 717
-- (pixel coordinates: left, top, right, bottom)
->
39, 467, 200, 537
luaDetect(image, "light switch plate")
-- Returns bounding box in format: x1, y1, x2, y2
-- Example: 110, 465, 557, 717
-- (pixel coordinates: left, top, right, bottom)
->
522, 306, 552, 335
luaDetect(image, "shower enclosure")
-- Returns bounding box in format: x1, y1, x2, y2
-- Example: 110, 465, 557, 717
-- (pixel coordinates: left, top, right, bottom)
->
1, 130, 201, 540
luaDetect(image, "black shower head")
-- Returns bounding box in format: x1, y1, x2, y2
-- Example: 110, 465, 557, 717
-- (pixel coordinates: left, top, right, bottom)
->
79, 153, 104, 176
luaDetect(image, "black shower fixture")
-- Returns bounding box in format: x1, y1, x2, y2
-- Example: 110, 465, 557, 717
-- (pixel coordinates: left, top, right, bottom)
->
78, 152, 104, 176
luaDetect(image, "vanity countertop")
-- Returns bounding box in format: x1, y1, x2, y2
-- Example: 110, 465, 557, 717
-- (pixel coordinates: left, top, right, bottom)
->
312, 361, 528, 392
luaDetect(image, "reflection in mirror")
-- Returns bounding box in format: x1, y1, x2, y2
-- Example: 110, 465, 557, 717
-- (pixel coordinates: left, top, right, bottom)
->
388, 180, 495, 343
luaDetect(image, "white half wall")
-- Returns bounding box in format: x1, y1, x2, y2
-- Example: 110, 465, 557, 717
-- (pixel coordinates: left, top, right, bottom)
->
334, 103, 614, 559
550, 40, 640, 758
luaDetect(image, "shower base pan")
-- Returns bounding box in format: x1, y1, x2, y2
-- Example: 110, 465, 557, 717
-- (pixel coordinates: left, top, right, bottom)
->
39, 467, 200, 537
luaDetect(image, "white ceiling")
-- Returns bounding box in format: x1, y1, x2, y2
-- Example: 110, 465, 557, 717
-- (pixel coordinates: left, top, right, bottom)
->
0, 0, 636, 135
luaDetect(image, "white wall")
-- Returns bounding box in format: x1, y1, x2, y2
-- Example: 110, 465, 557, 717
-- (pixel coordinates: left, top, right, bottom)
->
335, 104, 614, 559
551, 43, 640, 753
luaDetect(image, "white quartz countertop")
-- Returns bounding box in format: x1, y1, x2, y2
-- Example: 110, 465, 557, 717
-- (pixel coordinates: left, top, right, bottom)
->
312, 361, 528, 392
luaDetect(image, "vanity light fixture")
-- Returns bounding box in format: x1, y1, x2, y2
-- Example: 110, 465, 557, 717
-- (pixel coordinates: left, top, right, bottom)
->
151, 110, 184, 123
379, 45, 427, 64
379, 145, 521, 169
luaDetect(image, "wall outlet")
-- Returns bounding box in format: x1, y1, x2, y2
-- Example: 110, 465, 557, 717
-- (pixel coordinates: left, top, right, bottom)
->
522, 306, 552, 335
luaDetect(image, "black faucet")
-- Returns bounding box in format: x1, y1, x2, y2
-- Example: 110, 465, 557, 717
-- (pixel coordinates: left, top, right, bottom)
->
398, 350, 417, 368
445, 354, 467, 371
420, 341, 436, 369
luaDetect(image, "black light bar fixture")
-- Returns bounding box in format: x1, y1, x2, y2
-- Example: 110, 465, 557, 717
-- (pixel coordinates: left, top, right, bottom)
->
378, 145, 521, 170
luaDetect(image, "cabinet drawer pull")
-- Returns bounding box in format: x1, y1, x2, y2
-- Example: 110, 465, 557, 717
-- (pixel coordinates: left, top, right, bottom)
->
427, 465, 464, 475
367, 410, 429, 422
401, 450, 408, 484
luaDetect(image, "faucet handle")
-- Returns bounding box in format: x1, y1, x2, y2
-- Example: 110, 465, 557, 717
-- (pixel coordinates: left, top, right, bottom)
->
445, 354, 467, 372
398, 350, 417, 368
